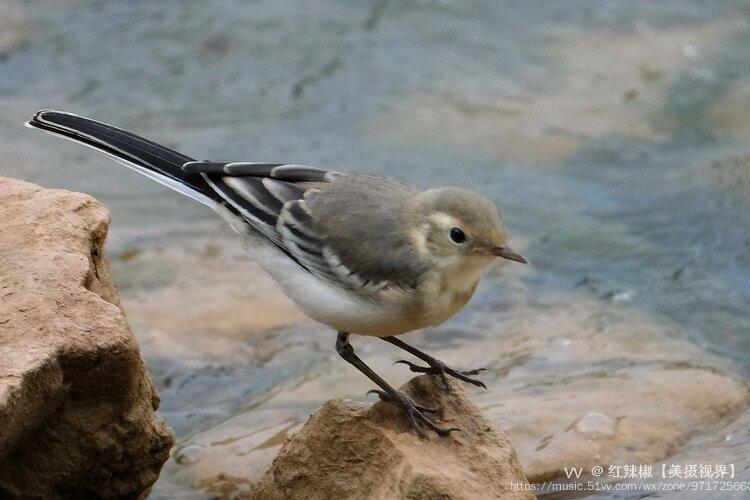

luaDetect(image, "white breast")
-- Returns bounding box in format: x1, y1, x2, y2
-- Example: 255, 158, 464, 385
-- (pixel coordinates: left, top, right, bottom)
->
232, 213, 486, 337
240, 234, 421, 336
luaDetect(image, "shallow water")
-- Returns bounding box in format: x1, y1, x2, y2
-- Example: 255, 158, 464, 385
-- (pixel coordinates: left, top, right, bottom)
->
1, 1, 749, 498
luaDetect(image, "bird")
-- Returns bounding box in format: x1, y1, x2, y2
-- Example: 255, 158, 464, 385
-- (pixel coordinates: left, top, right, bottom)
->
27, 110, 526, 437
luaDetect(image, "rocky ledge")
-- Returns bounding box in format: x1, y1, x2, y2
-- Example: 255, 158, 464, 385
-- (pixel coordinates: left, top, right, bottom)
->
247, 375, 533, 500
0, 178, 173, 498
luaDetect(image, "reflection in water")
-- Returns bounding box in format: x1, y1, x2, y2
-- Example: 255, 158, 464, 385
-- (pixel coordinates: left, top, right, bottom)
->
1, 1, 749, 498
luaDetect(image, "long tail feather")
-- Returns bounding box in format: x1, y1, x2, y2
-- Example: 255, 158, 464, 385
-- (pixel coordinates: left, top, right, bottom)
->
26, 110, 217, 206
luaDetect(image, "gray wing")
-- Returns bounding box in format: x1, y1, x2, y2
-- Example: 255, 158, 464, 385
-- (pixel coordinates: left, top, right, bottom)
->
304, 174, 429, 290
182, 161, 425, 292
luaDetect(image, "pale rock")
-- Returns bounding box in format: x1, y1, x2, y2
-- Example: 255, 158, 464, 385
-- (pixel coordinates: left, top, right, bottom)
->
246, 375, 533, 500
0, 177, 173, 498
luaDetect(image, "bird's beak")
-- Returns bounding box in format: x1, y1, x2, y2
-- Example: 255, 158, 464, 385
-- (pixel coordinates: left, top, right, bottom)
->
490, 246, 527, 264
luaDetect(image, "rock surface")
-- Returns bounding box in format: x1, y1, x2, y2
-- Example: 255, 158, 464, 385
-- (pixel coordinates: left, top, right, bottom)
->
132, 238, 750, 497
246, 375, 533, 500
0, 178, 173, 498
130, 235, 749, 496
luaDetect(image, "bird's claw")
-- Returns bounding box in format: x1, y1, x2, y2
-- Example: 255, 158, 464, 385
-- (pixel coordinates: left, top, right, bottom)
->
367, 389, 437, 414
368, 389, 458, 437
460, 367, 487, 376
395, 359, 487, 390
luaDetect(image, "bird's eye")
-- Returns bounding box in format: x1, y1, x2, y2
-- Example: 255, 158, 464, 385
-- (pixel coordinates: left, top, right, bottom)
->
449, 227, 466, 243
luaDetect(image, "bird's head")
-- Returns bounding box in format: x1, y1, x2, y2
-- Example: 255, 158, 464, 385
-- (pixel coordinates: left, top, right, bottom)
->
410, 187, 526, 270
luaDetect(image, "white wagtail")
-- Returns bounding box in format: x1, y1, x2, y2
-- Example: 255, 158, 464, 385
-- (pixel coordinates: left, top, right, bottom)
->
27, 110, 526, 436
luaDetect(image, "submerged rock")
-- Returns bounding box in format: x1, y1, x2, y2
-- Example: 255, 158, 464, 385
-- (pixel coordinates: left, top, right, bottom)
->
476, 303, 750, 483
136, 239, 750, 495
246, 375, 533, 500
0, 178, 173, 498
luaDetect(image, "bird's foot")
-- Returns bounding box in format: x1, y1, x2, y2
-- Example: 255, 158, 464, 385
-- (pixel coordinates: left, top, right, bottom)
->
367, 389, 437, 413
395, 359, 487, 390
367, 389, 458, 438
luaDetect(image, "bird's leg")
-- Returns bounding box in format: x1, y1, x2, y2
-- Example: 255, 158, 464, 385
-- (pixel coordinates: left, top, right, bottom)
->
335, 332, 457, 437
366, 389, 438, 414
382, 336, 487, 390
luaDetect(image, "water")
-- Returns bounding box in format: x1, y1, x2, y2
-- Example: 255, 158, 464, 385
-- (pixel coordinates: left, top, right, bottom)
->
1, 1, 749, 498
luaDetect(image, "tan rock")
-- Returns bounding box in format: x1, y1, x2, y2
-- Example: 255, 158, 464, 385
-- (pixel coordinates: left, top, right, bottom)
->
246, 375, 533, 500
155, 288, 750, 494
0, 177, 173, 498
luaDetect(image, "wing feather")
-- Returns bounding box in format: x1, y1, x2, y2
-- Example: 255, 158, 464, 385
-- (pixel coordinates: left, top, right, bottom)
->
224, 177, 283, 218
224, 162, 283, 176
191, 160, 406, 293
262, 177, 305, 203
182, 160, 339, 183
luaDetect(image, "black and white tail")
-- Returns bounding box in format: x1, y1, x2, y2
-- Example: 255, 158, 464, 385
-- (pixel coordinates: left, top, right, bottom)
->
26, 109, 348, 279
26, 110, 218, 206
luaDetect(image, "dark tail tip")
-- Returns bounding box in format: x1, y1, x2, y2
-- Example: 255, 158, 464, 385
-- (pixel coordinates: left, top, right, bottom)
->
26, 109, 64, 130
